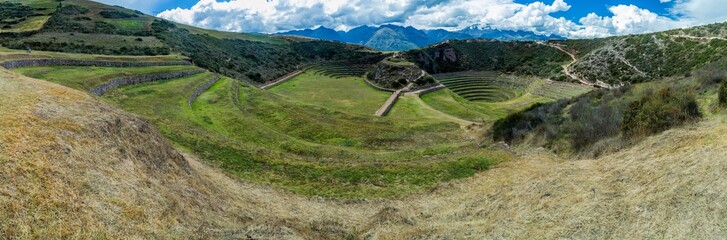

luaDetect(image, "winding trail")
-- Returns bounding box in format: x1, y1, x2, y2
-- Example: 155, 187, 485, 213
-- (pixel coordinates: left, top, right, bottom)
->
546, 43, 616, 89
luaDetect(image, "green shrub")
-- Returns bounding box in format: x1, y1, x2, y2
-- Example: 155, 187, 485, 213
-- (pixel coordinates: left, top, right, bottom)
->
58, 5, 89, 15
0, 2, 33, 22
99, 10, 138, 19
621, 88, 701, 138
567, 98, 622, 151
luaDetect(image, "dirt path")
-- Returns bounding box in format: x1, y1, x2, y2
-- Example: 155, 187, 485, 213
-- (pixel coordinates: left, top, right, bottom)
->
541, 42, 593, 86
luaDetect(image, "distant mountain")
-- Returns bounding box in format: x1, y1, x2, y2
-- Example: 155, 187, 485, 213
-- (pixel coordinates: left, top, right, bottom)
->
278, 24, 565, 51
459, 24, 565, 41
280, 26, 343, 42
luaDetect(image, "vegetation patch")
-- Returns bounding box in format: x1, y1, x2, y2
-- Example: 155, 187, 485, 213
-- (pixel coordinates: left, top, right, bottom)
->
405, 40, 570, 79
621, 88, 701, 138
99, 10, 139, 19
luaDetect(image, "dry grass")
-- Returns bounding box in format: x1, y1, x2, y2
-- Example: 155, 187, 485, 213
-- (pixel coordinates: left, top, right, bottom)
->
365, 119, 727, 239
0, 68, 725, 238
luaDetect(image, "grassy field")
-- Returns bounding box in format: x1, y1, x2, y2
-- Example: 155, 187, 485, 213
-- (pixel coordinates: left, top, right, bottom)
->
270, 69, 390, 115
11, 62, 504, 198
0, 46, 186, 62
13, 65, 200, 91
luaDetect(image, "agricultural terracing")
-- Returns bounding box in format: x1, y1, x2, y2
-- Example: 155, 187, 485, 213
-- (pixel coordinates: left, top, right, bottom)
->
8, 51, 500, 199
434, 71, 592, 102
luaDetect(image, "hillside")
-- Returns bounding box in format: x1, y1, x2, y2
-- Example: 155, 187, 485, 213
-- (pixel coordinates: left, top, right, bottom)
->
557, 22, 727, 86
404, 39, 571, 79
0, 0, 385, 85
1, 68, 724, 238
0, 0, 726, 238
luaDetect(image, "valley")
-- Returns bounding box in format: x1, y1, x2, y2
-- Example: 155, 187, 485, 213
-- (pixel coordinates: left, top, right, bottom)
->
0, 0, 725, 238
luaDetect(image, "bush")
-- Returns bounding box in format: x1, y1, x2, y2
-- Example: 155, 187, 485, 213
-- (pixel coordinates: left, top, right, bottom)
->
0, 2, 33, 22
567, 98, 622, 151
99, 10, 138, 19
58, 5, 89, 15
621, 88, 701, 138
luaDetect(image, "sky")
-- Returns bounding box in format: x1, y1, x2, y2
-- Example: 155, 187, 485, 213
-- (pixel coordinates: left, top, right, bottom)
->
97, 0, 727, 38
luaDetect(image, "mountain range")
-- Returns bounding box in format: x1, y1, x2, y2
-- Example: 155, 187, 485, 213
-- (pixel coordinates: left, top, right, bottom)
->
278, 24, 565, 51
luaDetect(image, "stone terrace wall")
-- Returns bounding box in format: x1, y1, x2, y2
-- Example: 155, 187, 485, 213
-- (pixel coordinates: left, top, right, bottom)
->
260, 70, 302, 90
415, 84, 446, 96
1, 59, 191, 69
90, 69, 205, 96
374, 90, 402, 117
188, 75, 222, 107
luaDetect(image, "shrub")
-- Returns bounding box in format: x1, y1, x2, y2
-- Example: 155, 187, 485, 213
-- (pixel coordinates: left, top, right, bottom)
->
621, 88, 701, 138
99, 10, 138, 19
58, 5, 89, 15
567, 98, 622, 151
0, 2, 33, 22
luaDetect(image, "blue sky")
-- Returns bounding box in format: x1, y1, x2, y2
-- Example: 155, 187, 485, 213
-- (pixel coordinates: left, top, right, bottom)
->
97, 0, 726, 38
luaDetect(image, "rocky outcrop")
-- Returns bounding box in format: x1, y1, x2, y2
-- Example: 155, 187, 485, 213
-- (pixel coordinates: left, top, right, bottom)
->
188, 75, 222, 107
0, 59, 191, 69
367, 58, 436, 91
90, 69, 205, 96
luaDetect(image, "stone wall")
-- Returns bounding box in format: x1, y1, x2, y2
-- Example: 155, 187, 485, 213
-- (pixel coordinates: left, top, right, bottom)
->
1, 59, 191, 69
374, 90, 402, 117
90, 69, 205, 96
260, 70, 302, 90
188, 75, 222, 107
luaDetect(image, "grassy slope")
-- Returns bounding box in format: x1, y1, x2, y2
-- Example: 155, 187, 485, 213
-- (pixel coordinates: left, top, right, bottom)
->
366, 117, 727, 239
10, 61, 501, 198
2, 68, 724, 238
13, 65, 200, 91
0, 46, 187, 61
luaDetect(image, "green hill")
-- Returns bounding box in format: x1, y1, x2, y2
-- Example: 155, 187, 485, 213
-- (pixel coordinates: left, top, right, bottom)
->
0, 0, 385, 84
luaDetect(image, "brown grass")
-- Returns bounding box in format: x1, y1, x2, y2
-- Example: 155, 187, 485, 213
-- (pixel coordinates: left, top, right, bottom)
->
0, 68, 725, 239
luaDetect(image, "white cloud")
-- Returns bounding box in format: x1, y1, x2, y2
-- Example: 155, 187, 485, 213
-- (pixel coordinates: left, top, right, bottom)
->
670, 0, 727, 24
574, 5, 686, 38
154, 0, 727, 38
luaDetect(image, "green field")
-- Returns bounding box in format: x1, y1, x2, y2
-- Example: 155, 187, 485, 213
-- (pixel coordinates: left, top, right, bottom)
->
0, 46, 186, 62
13, 65, 200, 91
11, 61, 506, 198
270, 68, 390, 115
